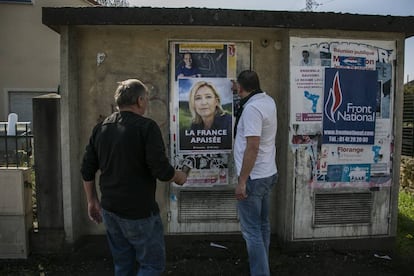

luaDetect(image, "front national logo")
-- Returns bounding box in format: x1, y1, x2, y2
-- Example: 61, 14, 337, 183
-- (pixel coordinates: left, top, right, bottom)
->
324, 71, 342, 123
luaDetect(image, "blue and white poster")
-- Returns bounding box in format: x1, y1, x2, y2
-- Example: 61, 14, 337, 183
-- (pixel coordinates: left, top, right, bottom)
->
290, 67, 324, 124
326, 164, 371, 182
322, 68, 377, 145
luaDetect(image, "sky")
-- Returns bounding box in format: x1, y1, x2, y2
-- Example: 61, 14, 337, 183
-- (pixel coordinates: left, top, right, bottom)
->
128, 0, 414, 83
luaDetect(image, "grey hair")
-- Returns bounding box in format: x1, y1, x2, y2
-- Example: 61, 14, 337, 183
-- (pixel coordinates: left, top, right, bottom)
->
114, 79, 148, 108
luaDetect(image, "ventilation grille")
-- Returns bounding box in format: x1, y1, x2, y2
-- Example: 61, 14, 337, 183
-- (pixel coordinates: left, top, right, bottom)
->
314, 192, 372, 226
178, 190, 238, 222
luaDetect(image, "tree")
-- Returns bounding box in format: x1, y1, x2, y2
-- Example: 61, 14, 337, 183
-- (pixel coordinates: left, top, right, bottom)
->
404, 81, 414, 95
97, 0, 129, 7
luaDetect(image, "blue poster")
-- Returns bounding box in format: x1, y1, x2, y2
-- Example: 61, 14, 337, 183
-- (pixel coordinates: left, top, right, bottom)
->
323, 68, 377, 144
326, 164, 371, 182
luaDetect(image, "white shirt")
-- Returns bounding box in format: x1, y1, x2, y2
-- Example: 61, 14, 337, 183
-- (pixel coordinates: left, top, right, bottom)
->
300, 58, 313, 66
234, 92, 277, 179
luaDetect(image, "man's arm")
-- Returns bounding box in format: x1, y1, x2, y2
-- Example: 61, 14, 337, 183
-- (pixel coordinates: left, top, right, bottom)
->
235, 136, 260, 200
83, 180, 102, 224
146, 121, 187, 185
81, 125, 102, 223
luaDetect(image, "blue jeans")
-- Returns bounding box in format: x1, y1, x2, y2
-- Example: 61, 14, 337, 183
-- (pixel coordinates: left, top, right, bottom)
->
237, 173, 277, 276
102, 209, 166, 276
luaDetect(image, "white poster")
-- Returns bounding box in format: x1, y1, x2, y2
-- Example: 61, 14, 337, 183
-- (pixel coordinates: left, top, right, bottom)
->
290, 67, 324, 124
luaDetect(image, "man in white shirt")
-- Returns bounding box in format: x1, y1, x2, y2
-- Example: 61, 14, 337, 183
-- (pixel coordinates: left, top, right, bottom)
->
234, 70, 278, 276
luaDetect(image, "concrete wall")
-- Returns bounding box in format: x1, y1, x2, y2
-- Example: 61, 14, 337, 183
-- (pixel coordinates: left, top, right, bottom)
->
60, 24, 406, 246
61, 25, 286, 239
0, 0, 94, 122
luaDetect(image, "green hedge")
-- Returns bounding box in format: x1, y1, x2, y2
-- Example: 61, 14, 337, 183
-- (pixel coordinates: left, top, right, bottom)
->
401, 157, 414, 193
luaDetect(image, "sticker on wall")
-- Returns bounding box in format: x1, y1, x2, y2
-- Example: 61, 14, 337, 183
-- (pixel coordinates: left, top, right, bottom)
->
174, 153, 230, 186
326, 164, 371, 182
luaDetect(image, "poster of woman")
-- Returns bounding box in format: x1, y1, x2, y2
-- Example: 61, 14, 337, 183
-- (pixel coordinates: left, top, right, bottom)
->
178, 78, 233, 152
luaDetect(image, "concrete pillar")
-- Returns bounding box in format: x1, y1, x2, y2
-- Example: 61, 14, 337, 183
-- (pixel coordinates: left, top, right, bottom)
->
32, 94, 62, 229
32, 94, 65, 252
60, 26, 82, 243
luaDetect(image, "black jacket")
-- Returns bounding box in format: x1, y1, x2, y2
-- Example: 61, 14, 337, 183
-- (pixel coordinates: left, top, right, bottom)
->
81, 111, 174, 219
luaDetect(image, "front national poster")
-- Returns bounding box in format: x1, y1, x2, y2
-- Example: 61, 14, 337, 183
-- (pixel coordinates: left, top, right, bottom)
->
322, 68, 377, 145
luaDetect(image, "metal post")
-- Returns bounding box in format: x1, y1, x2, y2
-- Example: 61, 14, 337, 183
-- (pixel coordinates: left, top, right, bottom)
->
14, 124, 19, 168
4, 124, 8, 168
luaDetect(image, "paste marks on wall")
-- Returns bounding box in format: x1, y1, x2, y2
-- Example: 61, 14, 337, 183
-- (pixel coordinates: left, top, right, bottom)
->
95, 81, 168, 129
144, 81, 168, 128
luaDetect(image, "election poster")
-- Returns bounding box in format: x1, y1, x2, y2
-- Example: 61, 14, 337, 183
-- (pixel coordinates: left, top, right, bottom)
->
331, 44, 377, 70
169, 41, 251, 188
177, 78, 233, 152
322, 68, 377, 145
319, 141, 390, 174
174, 43, 237, 80
290, 67, 324, 123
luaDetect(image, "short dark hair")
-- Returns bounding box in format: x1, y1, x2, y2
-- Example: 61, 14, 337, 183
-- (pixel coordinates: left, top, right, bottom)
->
237, 70, 261, 92
114, 79, 147, 108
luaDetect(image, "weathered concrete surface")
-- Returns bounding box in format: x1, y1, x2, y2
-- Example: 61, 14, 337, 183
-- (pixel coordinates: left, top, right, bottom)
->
66, 25, 285, 238
42, 7, 414, 37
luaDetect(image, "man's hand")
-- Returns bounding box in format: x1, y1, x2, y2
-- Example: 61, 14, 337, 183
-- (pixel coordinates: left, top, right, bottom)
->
235, 179, 248, 200
83, 180, 102, 224
173, 170, 187, 185
87, 198, 102, 224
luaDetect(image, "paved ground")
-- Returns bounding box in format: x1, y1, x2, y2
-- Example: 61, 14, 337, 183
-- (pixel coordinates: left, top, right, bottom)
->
1, 235, 413, 275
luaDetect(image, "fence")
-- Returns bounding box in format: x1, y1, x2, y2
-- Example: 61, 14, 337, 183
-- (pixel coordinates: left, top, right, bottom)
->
0, 122, 33, 168
403, 93, 414, 157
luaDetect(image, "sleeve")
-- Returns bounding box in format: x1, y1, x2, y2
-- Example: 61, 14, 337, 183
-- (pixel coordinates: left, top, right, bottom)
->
80, 124, 100, 181
241, 105, 263, 137
145, 121, 175, 181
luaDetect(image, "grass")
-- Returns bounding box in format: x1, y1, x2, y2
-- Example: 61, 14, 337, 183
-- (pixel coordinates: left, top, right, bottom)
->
179, 107, 192, 130
397, 190, 414, 257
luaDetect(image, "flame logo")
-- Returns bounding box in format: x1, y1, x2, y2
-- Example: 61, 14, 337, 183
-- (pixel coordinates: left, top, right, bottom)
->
324, 71, 343, 123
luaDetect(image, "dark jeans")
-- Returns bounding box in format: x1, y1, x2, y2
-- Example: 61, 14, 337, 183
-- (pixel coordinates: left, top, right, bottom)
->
102, 209, 166, 276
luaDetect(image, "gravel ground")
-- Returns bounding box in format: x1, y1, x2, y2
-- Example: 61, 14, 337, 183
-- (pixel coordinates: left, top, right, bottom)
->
0, 235, 413, 276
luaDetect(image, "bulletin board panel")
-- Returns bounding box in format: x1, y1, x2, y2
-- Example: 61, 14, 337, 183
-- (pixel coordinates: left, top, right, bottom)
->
167, 40, 252, 233
290, 37, 396, 239
289, 37, 396, 189
169, 41, 252, 188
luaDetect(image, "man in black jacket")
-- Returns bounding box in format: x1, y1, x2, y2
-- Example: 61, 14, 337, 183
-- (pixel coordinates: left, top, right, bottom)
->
81, 79, 187, 276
